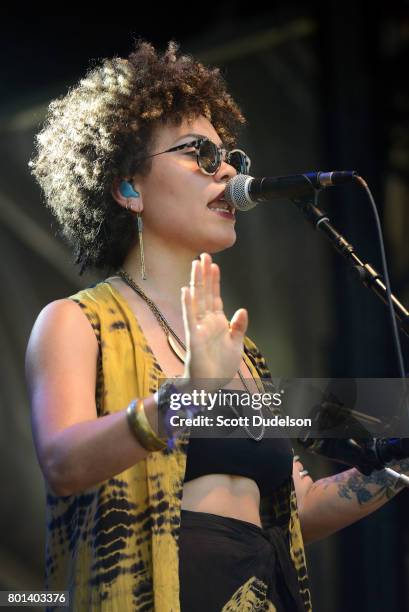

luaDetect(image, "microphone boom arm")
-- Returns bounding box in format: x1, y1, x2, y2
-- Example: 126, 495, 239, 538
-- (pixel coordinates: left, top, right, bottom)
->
292, 194, 409, 338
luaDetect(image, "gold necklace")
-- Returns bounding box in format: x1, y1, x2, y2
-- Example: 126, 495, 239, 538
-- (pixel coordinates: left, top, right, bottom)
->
118, 269, 186, 362
117, 268, 265, 441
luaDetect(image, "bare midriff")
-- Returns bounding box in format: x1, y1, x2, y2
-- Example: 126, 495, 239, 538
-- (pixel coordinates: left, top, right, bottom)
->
181, 474, 262, 527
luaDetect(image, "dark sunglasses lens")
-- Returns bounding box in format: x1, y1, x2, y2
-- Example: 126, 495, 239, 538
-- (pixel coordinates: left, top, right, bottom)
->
198, 140, 219, 174
228, 151, 250, 174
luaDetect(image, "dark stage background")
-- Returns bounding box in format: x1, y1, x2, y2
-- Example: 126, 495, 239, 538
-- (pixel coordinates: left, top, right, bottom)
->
1, 5, 409, 611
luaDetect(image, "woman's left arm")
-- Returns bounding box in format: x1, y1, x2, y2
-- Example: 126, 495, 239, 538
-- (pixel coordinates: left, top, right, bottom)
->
293, 456, 409, 545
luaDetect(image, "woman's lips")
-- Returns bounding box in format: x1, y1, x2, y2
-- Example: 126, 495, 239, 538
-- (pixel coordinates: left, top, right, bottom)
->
207, 206, 235, 220
207, 198, 235, 217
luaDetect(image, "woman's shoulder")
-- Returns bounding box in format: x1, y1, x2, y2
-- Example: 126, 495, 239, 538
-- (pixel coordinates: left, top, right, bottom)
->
68, 278, 113, 305
46, 279, 118, 344
65, 279, 123, 320
65, 277, 145, 349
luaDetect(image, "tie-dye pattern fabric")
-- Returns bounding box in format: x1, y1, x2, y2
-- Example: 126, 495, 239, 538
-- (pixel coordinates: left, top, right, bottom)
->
43, 280, 312, 611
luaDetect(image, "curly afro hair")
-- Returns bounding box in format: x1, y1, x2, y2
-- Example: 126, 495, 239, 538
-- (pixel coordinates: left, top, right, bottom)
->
29, 39, 246, 275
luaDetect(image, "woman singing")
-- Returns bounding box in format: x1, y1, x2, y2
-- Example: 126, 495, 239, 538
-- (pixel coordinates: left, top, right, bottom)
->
26, 40, 408, 611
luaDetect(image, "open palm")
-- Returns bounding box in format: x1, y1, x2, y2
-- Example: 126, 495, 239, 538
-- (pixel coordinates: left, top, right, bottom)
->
181, 253, 248, 390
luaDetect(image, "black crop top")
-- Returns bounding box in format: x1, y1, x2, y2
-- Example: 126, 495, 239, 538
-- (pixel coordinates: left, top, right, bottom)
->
183, 388, 294, 497
184, 436, 293, 497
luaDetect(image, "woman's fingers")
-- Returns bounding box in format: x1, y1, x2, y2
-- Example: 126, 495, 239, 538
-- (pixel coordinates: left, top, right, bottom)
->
229, 308, 248, 342
182, 255, 248, 386
185, 254, 231, 332
181, 286, 194, 337
200, 253, 213, 313
211, 262, 223, 313
190, 259, 205, 320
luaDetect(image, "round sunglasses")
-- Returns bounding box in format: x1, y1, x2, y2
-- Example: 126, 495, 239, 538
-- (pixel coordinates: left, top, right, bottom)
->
139, 137, 251, 176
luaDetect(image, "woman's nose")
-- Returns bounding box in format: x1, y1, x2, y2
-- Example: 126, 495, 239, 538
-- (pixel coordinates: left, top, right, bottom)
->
215, 157, 237, 182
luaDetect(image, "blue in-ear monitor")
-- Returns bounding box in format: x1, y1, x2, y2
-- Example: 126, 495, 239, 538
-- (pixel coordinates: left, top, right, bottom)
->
119, 181, 140, 198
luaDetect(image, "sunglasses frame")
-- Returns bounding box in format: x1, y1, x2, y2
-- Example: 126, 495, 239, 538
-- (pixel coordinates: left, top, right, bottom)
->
139, 137, 251, 176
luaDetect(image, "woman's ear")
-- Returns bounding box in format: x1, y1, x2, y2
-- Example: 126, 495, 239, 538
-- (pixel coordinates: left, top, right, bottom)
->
111, 177, 143, 213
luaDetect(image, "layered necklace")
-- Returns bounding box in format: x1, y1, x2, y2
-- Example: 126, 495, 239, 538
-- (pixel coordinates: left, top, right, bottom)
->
117, 269, 266, 441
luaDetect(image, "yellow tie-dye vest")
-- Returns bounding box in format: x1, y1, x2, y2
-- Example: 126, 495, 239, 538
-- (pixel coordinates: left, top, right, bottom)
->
43, 280, 312, 611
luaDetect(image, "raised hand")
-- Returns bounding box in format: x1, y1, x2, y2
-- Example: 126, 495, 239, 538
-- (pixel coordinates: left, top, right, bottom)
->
181, 252, 248, 391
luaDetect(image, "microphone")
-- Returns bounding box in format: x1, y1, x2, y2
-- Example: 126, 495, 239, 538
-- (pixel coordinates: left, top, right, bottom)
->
299, 435, 409, 476
224, 171, 358, 211
297, 399, 409, 475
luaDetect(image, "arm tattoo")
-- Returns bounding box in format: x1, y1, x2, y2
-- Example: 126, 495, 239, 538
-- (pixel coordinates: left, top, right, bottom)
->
313, 458, 409, 506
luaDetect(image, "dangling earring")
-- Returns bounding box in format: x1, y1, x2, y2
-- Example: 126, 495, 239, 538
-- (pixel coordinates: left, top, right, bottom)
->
119, 181, 146, 281
136, 211, 146, 280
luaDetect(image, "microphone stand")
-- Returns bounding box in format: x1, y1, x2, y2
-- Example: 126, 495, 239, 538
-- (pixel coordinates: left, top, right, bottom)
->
291, 194, 409, 338
293, 192, 409, 486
